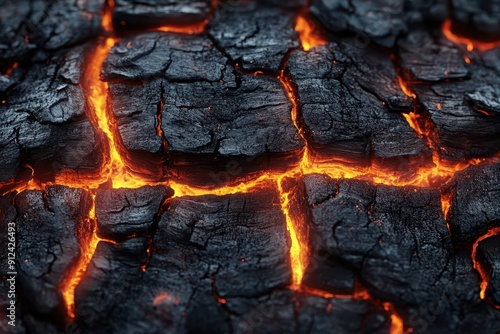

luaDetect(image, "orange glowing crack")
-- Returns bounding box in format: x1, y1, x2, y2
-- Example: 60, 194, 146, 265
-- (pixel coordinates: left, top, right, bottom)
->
442, 19, 500, 52
472, 227, 500, 300
295, 14, 327, 51
153, 19, 208, 34
277, 177, 307, 287
59, 194, 100, 319
440, 192, 453, 221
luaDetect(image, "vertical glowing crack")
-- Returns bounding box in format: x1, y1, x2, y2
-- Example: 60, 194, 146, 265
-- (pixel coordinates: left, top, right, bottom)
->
472, 227, 500, 300
277, 177, 307, 287
60, 193, 100, 318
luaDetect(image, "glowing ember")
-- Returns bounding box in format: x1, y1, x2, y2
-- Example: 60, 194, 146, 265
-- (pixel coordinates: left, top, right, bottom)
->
277, 177, 307, 287
295, 14, 327, 51
383, 302, 406, 334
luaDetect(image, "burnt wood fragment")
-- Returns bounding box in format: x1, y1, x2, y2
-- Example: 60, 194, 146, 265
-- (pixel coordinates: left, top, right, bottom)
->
0, 47, 103, 182
96, 186, 170, 239
309, 0, 448, 48
13, 186, 92, 318
103, 32, 304, 185
445, 164, 500, 246
0, 0, 104, 63
75, 188, 292, 332
208, 2, 300, 73
286, 43, 431, 170
113, 0, 211, 29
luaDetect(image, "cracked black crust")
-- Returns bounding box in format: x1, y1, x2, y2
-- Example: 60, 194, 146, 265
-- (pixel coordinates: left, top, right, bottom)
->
299, 174, 500, 333
286, 42, 432, 170
0, 45, 103, 183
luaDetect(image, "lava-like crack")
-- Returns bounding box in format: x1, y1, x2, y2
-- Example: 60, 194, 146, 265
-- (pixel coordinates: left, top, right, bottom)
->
2, 2, 499, 331
442, 19, 500, 52
472, 227, 500, 302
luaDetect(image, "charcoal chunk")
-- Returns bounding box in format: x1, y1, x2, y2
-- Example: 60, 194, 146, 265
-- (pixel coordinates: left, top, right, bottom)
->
398, 30, 470, 82
0, 0, 104, 62
477, 235, 500, 305
208, 2, 300, 72
451, 0, 500, 40
231, 290, 391, 334
14, 186, 92, 315
408, 47, 500, 161
301, 174, 451, 306
310, 0, 448, 48
109, 79, 165, 155
75, 188, 291, 332
445, 164, 500, 245
96, 186, 169, 239
103, 32, 303, 185
113, 0, 211, 28
0, 47, 102, 182
405, 251, 500, 334
286, 43, 430, 168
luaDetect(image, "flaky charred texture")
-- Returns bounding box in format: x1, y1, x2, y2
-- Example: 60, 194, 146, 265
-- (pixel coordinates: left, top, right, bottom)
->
232, 290, 392, 334
0, 0, 104, 64
102, 32, 304, 185
300, 174, 452, 305
112, 0, 211, 29
299, 174, 500, 333
95, 186, 171, 240
286, 43, 432, 171
309, 0, 448, 48
5, 186, 91, 326
444, 164, 500, 246
397, 30, 470, 82
450, 0, 500, 41
397, 34, 500, 161
477, 235, 500, 306
207, 2, 301, 73
0, 46, 103, 183
74, 188, 292, 332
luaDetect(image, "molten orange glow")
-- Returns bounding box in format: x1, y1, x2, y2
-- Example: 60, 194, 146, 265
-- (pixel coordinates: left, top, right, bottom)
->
442, 19, 500, 52
153, 20, 208, 34
102, 0, 115, 34
59, 194, 100, 318
1, 0, 498, 324
169, 174, 272, 197
440, 192, 453, 221
472, 227, 500, 300
397, 76, 416, 99
295, 15, 327, 51
277, 177, 307, 287
383, 302, 405, 334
